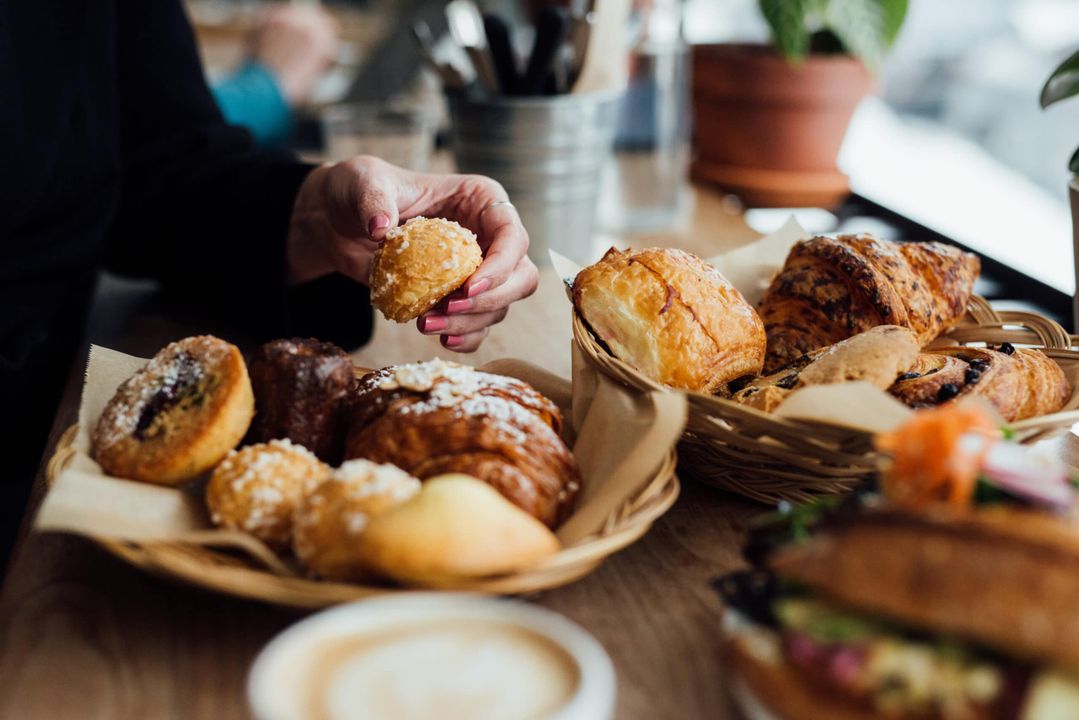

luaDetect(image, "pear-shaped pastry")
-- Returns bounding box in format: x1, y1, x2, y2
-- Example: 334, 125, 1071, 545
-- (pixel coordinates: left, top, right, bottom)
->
359, 474, 560, 582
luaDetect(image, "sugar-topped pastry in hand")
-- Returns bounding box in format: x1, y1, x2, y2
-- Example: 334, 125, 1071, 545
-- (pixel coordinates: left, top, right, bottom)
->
368, 217, 483, 323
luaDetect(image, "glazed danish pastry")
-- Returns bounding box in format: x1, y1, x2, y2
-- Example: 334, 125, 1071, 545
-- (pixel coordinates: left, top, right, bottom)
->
344, 359, 580, 527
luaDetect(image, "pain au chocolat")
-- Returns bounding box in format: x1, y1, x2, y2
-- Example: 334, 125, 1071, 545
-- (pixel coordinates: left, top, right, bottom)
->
573, 247, 766, 393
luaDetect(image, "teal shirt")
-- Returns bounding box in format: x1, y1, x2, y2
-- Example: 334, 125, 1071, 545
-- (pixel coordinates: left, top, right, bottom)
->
211, 62, 293, 146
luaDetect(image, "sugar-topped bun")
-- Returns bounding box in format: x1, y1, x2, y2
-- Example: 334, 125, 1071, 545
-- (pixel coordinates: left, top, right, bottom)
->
368, 216, 484, 322
92, 335, 254, 485
292, 459, 421, 580
205, 439, 331, 550
573, 247, 767, 393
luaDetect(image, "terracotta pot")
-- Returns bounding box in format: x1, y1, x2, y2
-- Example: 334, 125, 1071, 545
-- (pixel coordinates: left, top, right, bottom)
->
691, 43, 873, 208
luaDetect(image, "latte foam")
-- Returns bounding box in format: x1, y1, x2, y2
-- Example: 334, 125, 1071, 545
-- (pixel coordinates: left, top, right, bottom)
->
298, 621, 579, 720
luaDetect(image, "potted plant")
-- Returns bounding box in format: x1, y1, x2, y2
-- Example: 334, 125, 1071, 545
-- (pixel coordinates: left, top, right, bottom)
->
691, 0, 907, 208
1040, 49, 1079, 329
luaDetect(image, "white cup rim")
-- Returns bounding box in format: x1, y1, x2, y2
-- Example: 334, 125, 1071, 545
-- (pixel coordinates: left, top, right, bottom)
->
247, 593, 616, 720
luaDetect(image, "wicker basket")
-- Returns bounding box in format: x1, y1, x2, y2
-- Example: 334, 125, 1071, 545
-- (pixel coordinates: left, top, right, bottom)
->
45, 432, 679, 609
573, 296, 1079, 504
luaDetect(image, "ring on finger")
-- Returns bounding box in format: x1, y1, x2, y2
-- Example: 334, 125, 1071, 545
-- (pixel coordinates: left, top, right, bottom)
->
480, 200, 516, 217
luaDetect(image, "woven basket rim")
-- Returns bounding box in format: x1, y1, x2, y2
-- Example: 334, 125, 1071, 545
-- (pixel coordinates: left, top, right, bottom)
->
573, 295, 1079, 504
44, 425, 679, 607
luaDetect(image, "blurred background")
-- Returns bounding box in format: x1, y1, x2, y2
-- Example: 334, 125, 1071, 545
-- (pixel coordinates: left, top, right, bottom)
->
185, 0, 1079, 319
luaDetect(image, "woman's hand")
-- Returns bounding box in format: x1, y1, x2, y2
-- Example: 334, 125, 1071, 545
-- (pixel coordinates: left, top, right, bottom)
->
287, 156, 539, 352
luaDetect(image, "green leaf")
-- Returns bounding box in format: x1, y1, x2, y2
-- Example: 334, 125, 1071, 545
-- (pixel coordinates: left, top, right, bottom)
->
824, 0, 888, 69
760, 0, 811, 62
880, 0, 908, 45
1041, 49, 1079, 109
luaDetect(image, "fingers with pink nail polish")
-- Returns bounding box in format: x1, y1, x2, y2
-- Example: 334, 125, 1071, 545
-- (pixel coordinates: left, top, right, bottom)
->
446, 298, 471, 314
368, 214, 390, 237
466, 277, 491, 297
418, 315, 447, 334
441, 328, 489, 353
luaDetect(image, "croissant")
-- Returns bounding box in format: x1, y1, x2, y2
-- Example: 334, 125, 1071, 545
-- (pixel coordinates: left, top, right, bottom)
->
573, 247, 766, 393
343, 360, 580, 527
758, 234, 980, 373
888, 344, 1070, 421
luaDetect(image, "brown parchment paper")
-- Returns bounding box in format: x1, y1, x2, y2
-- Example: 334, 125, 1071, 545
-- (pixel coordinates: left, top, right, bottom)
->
551, 218, 916, 434
34, 343, 687, 565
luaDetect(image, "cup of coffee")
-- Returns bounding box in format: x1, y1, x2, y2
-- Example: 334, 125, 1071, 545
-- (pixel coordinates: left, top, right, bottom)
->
248, 593, 616, 720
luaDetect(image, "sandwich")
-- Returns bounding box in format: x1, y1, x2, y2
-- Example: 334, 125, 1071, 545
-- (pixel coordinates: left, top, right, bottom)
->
718, 402, 1079, 720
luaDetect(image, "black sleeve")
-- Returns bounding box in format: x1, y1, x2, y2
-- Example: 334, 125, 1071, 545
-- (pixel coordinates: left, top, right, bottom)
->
105, 0, 372, 350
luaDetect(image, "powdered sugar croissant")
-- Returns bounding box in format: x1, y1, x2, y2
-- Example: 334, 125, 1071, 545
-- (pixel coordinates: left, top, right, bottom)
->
343, 360, 580, 527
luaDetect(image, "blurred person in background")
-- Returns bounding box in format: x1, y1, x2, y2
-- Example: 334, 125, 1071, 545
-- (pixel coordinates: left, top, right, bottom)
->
1, 0, 537, 567
212, 4, 339, 146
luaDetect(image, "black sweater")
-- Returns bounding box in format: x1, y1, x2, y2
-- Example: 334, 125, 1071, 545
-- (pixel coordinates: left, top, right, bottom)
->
0, 0, 373, 375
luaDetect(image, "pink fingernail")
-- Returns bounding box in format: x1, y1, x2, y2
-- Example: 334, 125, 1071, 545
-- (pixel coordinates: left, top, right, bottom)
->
420, 315, 446, 333
368, 214, 390, 235
443, 335, 463, 348
467, 278, 491, 297
446, 298, 471, 314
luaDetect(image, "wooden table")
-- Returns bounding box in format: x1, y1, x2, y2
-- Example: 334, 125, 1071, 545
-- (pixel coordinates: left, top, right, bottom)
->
0, 184, 766, 719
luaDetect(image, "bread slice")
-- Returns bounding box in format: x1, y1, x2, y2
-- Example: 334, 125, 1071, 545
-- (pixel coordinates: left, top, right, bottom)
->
733, 325, 919, 412
768, 506, 1079, 668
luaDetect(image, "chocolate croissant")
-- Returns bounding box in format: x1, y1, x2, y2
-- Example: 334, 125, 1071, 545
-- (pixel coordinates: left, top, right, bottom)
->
573, 247, 766, 393
888, 344, 1070, 422
758, 234, 980, 373
344, 360, 580, 527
